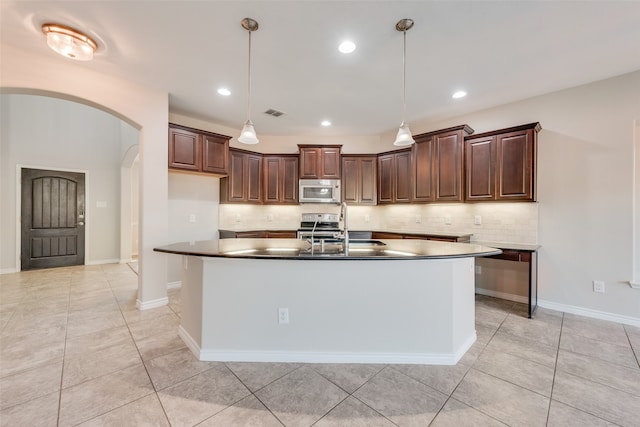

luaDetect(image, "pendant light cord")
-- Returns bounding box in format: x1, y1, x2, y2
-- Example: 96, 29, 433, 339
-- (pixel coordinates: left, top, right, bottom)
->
246, 29, 252, 122
402, 29, 407, 123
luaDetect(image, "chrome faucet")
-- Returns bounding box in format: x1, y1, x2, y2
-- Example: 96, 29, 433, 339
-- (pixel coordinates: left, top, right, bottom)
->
339, 201, 349, 253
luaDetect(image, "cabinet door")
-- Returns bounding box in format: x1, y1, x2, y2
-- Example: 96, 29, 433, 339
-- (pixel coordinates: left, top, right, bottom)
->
201, 134, 229, 175
434, 130, 463, 201
412, 136, 435, 202
394, 151, 412, 203
496, 128, 535, 200
465, 136, 496, 201
168, 127, 200, 171
377, 154, 394, 204
342, 156, 376, 205
263, 156, 299, 204
320, 148, 341, 178
263, 157, 281, 203
266, 231, 297, 238
247, 154, 262, 203
342, 157, 359, 204
281, 156, 299, 204
299, 148, 320, 179
227, 150, 247, 202
359, 157, 377, 204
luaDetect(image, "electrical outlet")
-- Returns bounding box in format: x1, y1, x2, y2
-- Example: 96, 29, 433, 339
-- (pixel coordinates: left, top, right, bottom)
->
278, 308, 289, 324
445, 216, 452, 225
474, 215, 482, 225
266, 214, 273, 222
364, 214, 370, 222
415, 214, 422, 224
475, 265, 482, 275
593, 280, 605, 293
235, 214, 241, 223
189, 214, 196, 223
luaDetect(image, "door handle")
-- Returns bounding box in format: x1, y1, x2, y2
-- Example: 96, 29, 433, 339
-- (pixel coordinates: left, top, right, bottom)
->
77, 221, 85, 226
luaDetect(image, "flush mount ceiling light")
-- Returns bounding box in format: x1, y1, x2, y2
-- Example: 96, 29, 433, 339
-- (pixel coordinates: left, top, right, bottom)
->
217, 88, 231, 96
321, 120, 332, 127
393, 18, 415, 146
238, 18, 260, 145
41, 23, 97, 61
452, 90, 467, 99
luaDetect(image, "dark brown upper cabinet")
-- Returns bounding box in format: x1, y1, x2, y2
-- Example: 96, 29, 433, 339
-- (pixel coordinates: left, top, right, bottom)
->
342, 155, 377, 205
465, 122, 540, 202
168, 124, 229, 175
298, 145, 342, 179
263, 155, 299, 204
220, 148, 262, 204
378, 149, 412, 204
412, 124, 474, 203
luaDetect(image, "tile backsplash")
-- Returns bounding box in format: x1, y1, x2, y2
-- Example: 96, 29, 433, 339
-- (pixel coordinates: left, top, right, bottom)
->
219, 202, 538, 244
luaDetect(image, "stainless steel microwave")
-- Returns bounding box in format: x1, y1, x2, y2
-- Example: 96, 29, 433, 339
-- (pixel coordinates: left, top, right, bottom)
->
299, 179, 341, 204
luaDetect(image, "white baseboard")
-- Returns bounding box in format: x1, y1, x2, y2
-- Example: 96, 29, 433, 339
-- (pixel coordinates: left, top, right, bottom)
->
476, 287, 528, 304
86, 258, 120, 266
0, 267, 18, 275
136, 296, 168, 311
167, 281, 182, 289
178, 326, 475, 365
538, 299, 640, 327
630, 281, 640, 289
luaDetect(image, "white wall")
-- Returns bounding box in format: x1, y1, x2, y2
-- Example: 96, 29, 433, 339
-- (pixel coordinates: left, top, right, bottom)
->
0, 94, 138, 267
167, 172, 220, 283
1, 43, 169, 309
410, 71, 640, 320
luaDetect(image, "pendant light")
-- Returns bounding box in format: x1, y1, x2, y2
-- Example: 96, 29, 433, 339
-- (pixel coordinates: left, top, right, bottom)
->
393, 18, 415, 146
238, 18, 260, 145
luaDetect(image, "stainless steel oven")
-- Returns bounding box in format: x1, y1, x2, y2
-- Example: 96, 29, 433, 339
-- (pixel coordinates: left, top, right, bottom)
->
297, 213, 341, 240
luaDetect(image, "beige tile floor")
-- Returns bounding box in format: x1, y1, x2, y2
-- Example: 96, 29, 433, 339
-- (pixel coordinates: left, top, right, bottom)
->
1, 264, 639, 426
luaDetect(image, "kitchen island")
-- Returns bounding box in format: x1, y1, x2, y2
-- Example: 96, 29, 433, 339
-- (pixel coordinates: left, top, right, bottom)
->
154, 238, 500, 365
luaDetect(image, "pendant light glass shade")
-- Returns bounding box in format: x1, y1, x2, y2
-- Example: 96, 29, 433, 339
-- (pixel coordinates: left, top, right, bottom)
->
239, 18, 259, 145
393, 121, 414, 146
238, 119, 259, 144
393, 18, 415, 146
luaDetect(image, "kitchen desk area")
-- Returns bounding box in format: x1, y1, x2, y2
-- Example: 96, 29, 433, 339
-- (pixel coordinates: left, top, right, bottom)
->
154, 238, 500, 365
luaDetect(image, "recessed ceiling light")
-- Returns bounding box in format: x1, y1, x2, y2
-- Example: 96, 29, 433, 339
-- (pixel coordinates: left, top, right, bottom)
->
321, 120, 331, 127
338, 40, 356, 54
217, 88, 231, 96
452, 90, 467, 99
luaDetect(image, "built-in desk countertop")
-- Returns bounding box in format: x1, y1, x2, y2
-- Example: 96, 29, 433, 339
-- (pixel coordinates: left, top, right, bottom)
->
474, 241, 540, 318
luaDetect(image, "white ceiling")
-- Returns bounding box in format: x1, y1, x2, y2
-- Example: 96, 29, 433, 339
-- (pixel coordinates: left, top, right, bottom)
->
2, 1, 640, 137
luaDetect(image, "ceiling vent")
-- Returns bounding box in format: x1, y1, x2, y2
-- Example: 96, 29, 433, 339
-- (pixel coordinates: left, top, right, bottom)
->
264, 108, 285, 117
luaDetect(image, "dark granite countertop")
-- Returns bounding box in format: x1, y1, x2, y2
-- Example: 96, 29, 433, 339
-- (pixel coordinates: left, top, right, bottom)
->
154, 238, 501, 260
473, 241, 540, 251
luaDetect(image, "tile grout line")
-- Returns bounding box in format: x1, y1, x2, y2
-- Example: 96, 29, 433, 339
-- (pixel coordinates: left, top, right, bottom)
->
623, 326, 640, 369
435, 303, 519, 427
106, 273, 176, 425
55, 270, 73, 427
545, 311, 564, 426
309, 363, 396, 427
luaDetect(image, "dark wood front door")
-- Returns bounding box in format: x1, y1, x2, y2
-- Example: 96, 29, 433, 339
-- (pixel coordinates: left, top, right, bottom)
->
21, 168, 85, 270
